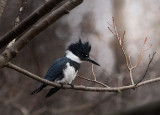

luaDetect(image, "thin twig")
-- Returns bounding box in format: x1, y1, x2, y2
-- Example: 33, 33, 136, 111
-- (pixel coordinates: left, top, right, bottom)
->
132, 37, 147, 68
108, 17, 134, 85
107, 21, 114, 28
128, 52, 133, 68
91, 64, 96, 81
108, 27, 115, 34
77, 64, 110, 87
135, 52, 156, 86
110, 17, 130, 70
108, 17, 152, 86
122, 31, 125, 45
77, 75, 109, 87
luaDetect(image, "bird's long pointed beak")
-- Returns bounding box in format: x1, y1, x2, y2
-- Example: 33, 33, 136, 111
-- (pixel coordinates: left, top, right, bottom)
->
87, 58, 100, 66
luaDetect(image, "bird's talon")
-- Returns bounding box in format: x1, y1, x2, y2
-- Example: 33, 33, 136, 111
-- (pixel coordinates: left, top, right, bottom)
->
60, 83, 64, 89
68, 83, 74, 88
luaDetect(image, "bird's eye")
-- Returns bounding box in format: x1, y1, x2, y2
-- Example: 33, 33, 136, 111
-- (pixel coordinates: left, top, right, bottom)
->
81, 53, 84, 56
86, 55, 88, 57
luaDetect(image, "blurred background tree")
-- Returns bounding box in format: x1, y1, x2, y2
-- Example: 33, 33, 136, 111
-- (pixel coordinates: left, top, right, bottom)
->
0, 0, 160, 115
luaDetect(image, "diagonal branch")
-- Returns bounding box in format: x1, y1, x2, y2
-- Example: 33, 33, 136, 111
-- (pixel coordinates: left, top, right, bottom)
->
135, 52, 156, 86
0, 0, 83, 68
77, 64, 110, 87
7, 0, 27, 48
77, 75, 109, 87
0, 0, 65, 49
5, 62, 160, 92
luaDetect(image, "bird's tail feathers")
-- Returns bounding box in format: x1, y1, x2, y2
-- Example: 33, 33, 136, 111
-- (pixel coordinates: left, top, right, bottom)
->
45, 87, 60, 98
30, 84, 47, 95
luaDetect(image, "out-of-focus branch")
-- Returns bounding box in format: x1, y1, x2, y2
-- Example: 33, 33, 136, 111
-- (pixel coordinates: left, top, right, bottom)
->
5, 62, 160, 92
0, 0, 7, 18
0, 0, 65, 49
32, 93, 117, 114
109, 99, 160, 115
7, 0, 27, 48
31, 104, 91, 115
11, 102, 29, 115
0, 98, 29, 115
85, 93, 117, 115
0, 0, 83, 68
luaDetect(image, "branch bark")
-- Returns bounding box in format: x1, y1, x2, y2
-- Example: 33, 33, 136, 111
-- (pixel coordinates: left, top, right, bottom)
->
0, 0, 65, 49
0, 0, 83, 68
5, 62, 160, 92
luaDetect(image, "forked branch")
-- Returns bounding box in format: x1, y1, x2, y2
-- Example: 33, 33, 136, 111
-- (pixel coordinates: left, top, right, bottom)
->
108, 17, 153, 86
0, 0, 66, 49
0, 0, 83, 68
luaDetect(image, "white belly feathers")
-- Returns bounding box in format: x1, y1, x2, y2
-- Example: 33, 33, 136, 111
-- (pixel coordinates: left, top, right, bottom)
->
57, 63, 77, 84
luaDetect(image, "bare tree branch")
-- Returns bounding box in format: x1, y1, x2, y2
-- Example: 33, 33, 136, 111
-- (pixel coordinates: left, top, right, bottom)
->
91, 64, 97, 80
11, 102, 29, 115
1, 15, 156, 93
108, 17, 151, 86
0, 0, 65, 49
5, 62, 160, 92
7, 0, 27, 47
0, 98, 29, 115
77, 64, 110, 87
135, 52, 156, 86
77, 75, 109, 87
0, 0, 83, 68
0, 0, 7, 18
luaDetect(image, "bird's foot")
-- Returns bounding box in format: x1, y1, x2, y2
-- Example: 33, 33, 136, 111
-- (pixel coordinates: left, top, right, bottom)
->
68, 83, 74, 88
60, 83, 64, 89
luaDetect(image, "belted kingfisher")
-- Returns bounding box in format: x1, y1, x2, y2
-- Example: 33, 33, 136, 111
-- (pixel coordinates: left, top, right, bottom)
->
31, 39, 100, 98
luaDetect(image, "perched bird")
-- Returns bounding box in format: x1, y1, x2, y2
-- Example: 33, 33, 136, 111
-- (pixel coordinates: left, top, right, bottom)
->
31, 39, 100, 98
